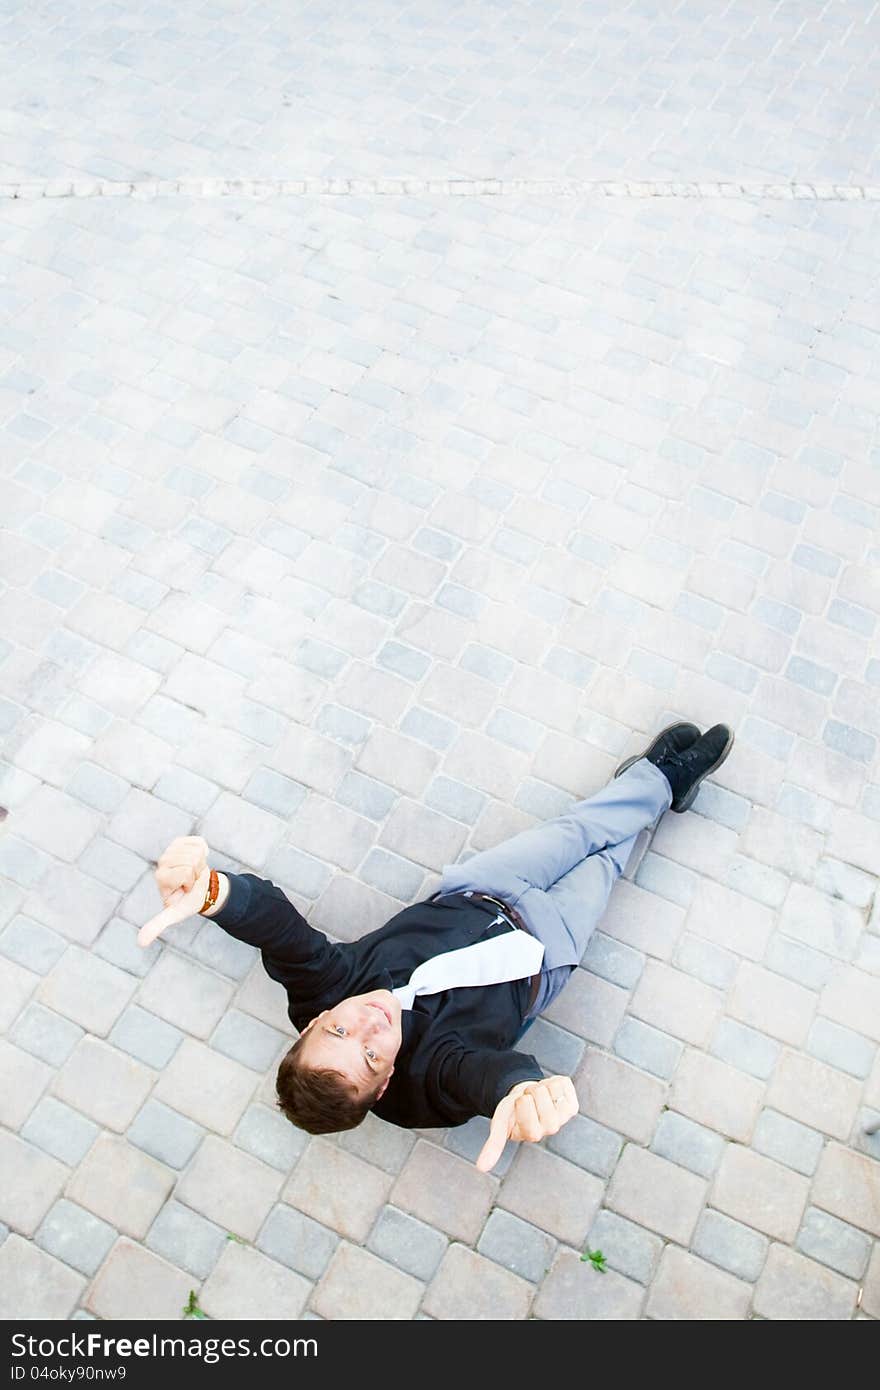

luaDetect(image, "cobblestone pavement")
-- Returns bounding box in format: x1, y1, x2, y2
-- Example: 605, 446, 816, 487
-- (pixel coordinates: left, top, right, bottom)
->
1, 0, 879, 1322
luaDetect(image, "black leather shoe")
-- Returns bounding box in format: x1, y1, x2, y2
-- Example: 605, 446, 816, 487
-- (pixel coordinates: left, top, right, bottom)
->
654, 723, 734, 812
614, 722, 701, 784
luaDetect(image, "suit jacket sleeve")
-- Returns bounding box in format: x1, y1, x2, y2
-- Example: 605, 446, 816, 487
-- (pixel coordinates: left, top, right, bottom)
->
211, 872, 348, 1001
430, 1043, 544, 1122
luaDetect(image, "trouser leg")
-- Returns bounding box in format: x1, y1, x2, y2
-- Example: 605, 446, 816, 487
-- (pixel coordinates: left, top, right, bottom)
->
440, 760, 669, 902
440, 759, 670, 972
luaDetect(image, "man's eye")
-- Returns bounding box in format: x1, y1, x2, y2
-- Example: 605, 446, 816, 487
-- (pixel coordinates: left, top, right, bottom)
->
335, 1026, 346, 1036
365, 1048, 377, 1061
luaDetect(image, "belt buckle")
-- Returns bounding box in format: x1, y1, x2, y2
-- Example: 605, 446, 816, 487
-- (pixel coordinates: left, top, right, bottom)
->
481, 892, 516, 929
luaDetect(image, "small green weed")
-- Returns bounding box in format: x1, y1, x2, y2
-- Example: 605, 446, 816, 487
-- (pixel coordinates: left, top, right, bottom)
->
580, 1247, 607, 1274
183, 1290, 207, 1319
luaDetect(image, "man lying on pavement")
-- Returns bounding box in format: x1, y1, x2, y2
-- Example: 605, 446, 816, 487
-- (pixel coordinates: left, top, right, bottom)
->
146, 722, 733, 1173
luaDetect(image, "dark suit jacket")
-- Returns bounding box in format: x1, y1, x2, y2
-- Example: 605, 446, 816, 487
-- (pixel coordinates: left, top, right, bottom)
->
214, 873, 544, 1129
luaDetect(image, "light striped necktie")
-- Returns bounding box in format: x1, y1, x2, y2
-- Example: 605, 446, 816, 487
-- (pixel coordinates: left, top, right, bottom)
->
392, 916, 545, 1010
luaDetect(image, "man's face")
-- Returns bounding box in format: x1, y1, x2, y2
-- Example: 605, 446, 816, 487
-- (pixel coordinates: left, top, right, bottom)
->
299, 988, 403, 1101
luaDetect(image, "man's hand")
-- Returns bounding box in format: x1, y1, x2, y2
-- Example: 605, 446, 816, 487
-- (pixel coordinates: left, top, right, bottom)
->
155, 836, 210, 910
475, 1075, 578, 1173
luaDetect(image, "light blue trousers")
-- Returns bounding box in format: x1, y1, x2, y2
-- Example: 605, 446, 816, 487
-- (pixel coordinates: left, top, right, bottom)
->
438, 759, 672, 1019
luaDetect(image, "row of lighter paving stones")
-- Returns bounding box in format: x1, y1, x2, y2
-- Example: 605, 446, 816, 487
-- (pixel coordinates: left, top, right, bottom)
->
0, 191, 879, 1318
6, 180, 880, 201
1, 0, 879, 183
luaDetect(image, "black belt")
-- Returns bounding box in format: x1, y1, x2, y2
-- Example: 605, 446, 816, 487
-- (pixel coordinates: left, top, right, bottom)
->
430, 888, 530, 934
467, 890, 533, 937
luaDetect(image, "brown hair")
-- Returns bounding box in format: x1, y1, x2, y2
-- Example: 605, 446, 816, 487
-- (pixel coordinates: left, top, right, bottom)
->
275, 1035, 377, 1135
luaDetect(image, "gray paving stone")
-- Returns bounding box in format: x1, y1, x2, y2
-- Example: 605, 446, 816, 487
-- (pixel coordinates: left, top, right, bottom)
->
336, 770, 397, 821
806, 1017, 876, 1078
380, 798, 467, 871
153, 766, 220, 815
766, 1048, 861, 1141
53, 1036, 154, 1133
0, 1037, 51, 1128
796, 1206, 872, 1279
613, 1017, 683, 1079
711, 1017, 782, 1080
146, 1200, 228, 1280
0, 915, 67, 974
515, 778, 574, 820
85, 1237, 197, 1322
753, 1108, 825, 1177
128, 1099, 204, 1169
764, 934, 835, 992
234, 698, 287, 748
725, 854, 789, 907
20, 1096, 99, 1166
377, 640, 431, 682
582, 931, 645, 989
547, 1112, 624, 1178
9, 1003, 83, 1067
647, 1245, 753, 1320
211, 1009, 287, 1072
692, 783, 751, 832
0, 1235, 85, 1320
608, 1145, 707, 1245
587, 1209, 663, 1285
35, 1200, 116, 1277
105, 789, 195, 867
290, 793, 377, 870
359, 848, 425, 900
94, 918, 161, 979
526, 1018, 587, 1076
314, 1241, 423, 1320
814, 857, 875, 908
754, 1244, 857, 1320
200, 791, 285, 868
136, 950, 234, 1039
692, 1209, 769, 1282
712, 1145, 810, 1242
109, 1004, 183, 1068
8, 785, 101, 861
390, 1140, 494, 1244
264, 844, 334, 900
337, 1111, 417, 1174
823, 720, 875, 763
37, 945, 136, 1036
673, 932, 739, 990
178, 1135, 283, 1241
0, 836, 53, 889
423, 774, 487, 824
534, 1248, 644, 1321
314, 703, 372, 747
459, 643, 515, 685
652, 1111, 726, 1178
499, 1146, 604, 1247
367, 1205, 449, 1282
242, 767, 308, 818
234, 1103, 308, 1172
477, 1209, 555, 1284
78, 836, 146, 892
438, 1114, 515, 1177
153, 1038, 258, 1135
635, 851, 700, 907
66, 1134, 174, 1240
257, 1204, 339, 1281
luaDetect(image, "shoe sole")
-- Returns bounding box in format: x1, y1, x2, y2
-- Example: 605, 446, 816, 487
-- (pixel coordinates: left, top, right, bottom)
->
673, 726, 736, 813
613, 721, 701, 781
